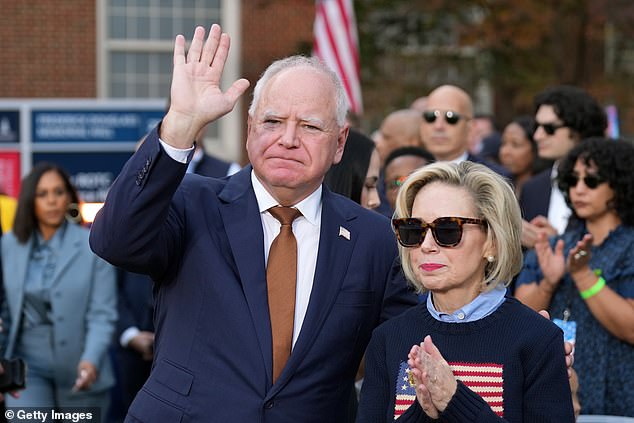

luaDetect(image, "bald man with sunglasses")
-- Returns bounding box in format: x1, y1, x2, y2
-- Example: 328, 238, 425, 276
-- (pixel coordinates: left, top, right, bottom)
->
419, 85, 509, 178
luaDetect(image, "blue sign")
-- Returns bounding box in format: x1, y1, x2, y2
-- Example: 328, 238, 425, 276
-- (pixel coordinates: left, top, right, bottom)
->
33, 152, 133, 202
0, 110, 20, 143
32, 109, 164, 143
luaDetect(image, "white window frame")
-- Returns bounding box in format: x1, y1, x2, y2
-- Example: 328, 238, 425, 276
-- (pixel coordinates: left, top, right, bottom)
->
96, 0, 243, 162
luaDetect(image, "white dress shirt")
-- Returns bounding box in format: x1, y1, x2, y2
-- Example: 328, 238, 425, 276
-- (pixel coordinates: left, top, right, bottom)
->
251, 172, 321, 348
448, 151, 470, 164
547, 165, 571, 234
158, 138, 321, 349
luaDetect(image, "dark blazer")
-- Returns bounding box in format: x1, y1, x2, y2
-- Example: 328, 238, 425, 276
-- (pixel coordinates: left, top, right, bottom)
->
116, 271, 154, 337
113, 270, 155, 412
192, 152, 232, 178
89, 127, 417, 423
518, 168, 552, 221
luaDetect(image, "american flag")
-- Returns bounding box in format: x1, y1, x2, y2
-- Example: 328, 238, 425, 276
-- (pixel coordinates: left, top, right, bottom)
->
394, 362, 417, 419
394, 361, 504, 419
313, 0, 363, 114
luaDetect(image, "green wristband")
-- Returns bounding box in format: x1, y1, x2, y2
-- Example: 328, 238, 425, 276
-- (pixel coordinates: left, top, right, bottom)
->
580, 276, 606, 300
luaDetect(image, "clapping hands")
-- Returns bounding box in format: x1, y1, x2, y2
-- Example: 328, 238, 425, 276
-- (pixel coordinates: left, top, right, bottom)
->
407, 336, 457, 418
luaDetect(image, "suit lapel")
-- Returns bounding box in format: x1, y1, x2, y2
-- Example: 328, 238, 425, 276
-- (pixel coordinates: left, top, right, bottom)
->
50, 224, 82, 288
270, 188, 358, 392
217, 166, 273, 382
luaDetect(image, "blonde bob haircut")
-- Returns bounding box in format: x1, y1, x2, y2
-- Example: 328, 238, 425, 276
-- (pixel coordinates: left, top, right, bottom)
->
393, 161, 522, 293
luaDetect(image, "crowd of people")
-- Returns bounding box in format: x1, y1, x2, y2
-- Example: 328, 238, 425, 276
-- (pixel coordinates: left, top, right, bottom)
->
0, 23, 633, 422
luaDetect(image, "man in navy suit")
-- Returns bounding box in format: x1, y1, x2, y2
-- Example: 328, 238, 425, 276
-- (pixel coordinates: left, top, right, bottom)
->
90, 25, 416, 422
188, 147, 239, 177
519, 85, 607, 248
186, 121, 241, 178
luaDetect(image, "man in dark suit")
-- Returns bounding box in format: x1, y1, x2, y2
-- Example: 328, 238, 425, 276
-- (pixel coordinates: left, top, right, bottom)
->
418, 85, 510, 178
110, 270, 155, 421
185, 120, 241, 178
519, 86, 607, 248
90, 24, 416, 422
188, 147, 239, 177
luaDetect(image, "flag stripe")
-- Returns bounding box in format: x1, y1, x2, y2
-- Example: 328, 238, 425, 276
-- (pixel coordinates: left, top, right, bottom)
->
313, 0, 363, 113
316, 3, 354, 109
450, 362, 504, 417
393, 361, 505, 419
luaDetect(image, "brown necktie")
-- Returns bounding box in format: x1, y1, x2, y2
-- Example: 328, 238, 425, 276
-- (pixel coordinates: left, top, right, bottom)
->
266, 207, 301, 383
267, 206, 302, 383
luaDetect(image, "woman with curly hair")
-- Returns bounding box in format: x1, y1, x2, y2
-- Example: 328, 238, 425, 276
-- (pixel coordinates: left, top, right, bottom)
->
515, 138, 634, 416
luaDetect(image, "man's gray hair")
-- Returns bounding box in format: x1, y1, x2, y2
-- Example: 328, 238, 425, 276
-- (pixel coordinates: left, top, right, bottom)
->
247, 55, 349, 127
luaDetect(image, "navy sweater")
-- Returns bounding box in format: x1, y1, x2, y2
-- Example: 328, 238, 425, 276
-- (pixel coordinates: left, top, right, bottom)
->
357, 297, 574, 422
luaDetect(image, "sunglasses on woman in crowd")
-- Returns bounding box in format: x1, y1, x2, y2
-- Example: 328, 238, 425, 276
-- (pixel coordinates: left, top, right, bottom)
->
562, 173, 607, 189
392, 216, 487, 248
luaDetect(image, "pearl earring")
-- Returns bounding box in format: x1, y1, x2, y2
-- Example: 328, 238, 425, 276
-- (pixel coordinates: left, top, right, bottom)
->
487, 255, 495, 263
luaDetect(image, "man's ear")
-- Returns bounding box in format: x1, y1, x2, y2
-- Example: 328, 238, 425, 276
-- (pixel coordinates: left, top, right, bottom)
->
333, 126, 349, 165
246, 115, 253, 149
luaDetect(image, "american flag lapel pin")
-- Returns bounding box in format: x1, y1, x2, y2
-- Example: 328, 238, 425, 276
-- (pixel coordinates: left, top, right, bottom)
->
339, 226, 350, 240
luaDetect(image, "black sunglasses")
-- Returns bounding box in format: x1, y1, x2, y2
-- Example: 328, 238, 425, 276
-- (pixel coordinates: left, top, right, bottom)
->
422, 110, 468, 125
535, 121, 566, 135
562, 173, 606, 189
392, 216, 486, 248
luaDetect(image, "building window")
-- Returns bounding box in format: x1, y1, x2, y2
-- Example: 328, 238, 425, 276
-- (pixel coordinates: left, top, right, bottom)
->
98, 0, 243, 159
105, 0, 221, 100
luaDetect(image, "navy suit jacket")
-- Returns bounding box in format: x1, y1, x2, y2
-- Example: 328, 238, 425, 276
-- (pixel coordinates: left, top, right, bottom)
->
519, 168, 552, 221
89, 127, 417, 423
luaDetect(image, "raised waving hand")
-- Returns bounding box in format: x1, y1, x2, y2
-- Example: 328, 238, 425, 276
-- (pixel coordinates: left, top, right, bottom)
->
161, 24, 250, 148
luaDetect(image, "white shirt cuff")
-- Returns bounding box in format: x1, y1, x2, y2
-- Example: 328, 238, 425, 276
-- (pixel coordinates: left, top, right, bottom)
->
159, 138, 195, 164
120, 326, 141, 347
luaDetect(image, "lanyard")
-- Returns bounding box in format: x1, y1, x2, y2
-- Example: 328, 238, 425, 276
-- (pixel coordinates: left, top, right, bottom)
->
562, 278, 576, 322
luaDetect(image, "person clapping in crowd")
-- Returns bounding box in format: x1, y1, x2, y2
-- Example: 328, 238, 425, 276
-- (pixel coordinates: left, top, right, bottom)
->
357, 161, 574, 422
515, 138, 634, 417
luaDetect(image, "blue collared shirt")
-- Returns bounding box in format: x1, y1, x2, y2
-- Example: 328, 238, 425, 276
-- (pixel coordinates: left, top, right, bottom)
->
22, 222, 68, 327
426, 284, 507, 323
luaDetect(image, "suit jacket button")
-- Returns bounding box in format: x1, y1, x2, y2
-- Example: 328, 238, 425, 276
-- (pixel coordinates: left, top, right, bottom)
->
264, 400, 274, 409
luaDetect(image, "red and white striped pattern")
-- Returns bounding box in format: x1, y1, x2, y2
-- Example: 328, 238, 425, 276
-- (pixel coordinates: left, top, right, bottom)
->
450, 362, 504, 417
313, 0, 363, 114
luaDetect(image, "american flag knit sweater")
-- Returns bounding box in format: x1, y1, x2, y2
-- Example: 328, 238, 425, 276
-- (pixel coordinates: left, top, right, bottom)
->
356, 296, 575, 422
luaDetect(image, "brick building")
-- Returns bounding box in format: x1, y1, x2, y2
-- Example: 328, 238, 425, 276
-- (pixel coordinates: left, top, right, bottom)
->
0, 0, 315, 163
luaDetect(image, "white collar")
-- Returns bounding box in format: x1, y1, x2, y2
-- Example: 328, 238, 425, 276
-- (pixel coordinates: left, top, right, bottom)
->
250, 170, 322, 226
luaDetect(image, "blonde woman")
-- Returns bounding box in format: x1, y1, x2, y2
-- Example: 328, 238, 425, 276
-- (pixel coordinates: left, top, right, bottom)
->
357, 161, 574, 422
